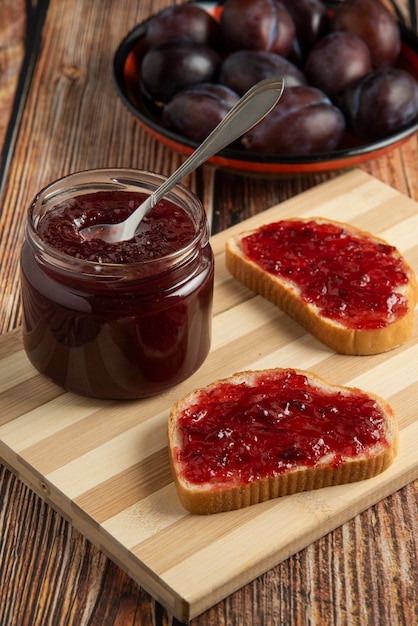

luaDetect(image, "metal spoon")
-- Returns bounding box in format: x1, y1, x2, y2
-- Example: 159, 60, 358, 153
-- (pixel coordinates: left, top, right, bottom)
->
79, 76, 284, 243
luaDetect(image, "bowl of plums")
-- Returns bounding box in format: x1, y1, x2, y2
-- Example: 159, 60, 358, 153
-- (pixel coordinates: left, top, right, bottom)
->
113, 0, 418, 174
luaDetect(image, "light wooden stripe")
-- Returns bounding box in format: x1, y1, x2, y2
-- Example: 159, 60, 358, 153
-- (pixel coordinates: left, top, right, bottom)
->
101, 484, 187, 546
0, 393, 106, 449
13, 398, 168, 473
0, 350, 38, 394
348, 341, 418, 400
272, 170, 399, 220
248, 332, 332, 372
0, 328, 23, 359
74, 448, 173, 522
210, 295, 282, 350
46, 409, 169, 497
382, 214, 418, 249
0, 373, 63, 424
389, 381, 418, 428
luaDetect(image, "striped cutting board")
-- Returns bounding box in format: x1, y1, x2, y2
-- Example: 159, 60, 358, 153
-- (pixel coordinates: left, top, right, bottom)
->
1, 170, 417, 622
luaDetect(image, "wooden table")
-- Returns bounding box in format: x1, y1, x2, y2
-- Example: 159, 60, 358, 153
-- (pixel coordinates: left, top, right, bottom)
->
1, 1, 417, 624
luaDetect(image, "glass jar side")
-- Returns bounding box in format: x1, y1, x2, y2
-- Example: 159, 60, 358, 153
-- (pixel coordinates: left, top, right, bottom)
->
20, 169, 214, 399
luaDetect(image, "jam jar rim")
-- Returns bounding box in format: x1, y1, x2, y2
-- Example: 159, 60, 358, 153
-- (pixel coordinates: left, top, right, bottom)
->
25, 167, 210, 277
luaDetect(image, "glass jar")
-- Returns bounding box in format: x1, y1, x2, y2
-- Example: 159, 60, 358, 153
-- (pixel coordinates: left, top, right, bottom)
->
20, 168, 214, 399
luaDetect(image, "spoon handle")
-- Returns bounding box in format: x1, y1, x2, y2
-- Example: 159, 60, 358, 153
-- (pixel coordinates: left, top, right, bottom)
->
133, 76, 285, 224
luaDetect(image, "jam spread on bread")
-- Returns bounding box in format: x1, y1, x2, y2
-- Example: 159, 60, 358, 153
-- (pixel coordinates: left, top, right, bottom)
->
175, 370, 389, 484
241, 219, 410, 329
38, 190, 196, 263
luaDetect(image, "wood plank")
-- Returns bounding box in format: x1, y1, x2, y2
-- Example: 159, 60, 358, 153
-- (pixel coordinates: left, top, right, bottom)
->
1, 170, 418, 622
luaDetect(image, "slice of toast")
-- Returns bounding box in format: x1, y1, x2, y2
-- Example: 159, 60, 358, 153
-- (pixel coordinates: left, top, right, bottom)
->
168, 368, 398, 514
225, 218, 417, 355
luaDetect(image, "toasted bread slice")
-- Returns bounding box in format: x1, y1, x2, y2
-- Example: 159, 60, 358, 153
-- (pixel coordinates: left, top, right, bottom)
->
168, 368, 398, 514
225, 218, 417, 355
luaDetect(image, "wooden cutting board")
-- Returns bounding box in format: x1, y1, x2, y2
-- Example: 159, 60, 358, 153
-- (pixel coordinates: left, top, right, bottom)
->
1, 169, 417, 623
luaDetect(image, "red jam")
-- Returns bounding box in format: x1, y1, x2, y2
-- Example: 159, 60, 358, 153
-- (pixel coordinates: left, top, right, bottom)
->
175, 370, 389, 485
241, 220, 410, 329
20, 171, 214, 399
38, 191, 197, 263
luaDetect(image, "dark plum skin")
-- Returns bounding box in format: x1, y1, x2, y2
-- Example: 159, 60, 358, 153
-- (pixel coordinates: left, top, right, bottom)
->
162, 83, 240, 142
219, 50, 306, 95
281, 0, 328, 58
340, 68, 418, 140
143, 5, 221, 49
141, 41, 221, 104
305, 32, 372, 101
136, 0, 418, 155
330, 0, 401, 69
220, 0, 296, 56
241, 85, 345, 154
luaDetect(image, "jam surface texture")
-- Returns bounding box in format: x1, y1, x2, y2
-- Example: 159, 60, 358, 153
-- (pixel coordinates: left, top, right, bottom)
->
38, 190, 196, 263
176, 370, 389, 485
241, 219, 410, 330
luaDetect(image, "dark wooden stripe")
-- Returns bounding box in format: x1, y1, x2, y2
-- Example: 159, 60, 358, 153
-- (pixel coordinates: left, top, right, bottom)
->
0, 374, 63, 425
74, 447, 173, 523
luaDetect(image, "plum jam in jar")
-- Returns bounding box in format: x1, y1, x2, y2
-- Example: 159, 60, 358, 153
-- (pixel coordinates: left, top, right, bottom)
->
20, 168, 214, 399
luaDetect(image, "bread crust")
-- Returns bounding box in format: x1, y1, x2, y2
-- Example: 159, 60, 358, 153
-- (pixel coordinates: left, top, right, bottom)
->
225, 217, 417, 355
168, 368, 398, 515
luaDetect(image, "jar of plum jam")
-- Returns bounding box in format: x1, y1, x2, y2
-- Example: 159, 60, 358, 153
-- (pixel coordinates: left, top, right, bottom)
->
20, 169, 214, 399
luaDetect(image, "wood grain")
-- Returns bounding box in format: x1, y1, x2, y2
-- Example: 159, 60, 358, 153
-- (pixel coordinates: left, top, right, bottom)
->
1, 170, 418, 622
1, 0, 417, 624
0, 2, 25, 156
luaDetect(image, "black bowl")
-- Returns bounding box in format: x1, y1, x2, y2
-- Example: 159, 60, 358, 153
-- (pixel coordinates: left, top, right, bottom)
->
113, 0, 418, 175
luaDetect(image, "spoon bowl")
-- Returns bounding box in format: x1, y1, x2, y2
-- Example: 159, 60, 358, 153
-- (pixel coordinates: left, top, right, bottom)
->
79, 76, 284, 244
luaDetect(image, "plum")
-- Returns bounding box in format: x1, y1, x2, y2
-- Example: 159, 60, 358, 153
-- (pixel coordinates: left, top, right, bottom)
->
162, 83, 240, 142
143, 5, 221, 49
241, 85, 345, 154
220, 0, 296, 56
305, 32, 372, 101
340, 68, 418, 140
141, 40, 221, 104
330, 0, 401, 69
219, 50, 306, 95
281, 0, 328, 57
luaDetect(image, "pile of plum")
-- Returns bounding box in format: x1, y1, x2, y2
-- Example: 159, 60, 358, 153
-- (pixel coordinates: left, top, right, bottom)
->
137, 0, 418, 155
